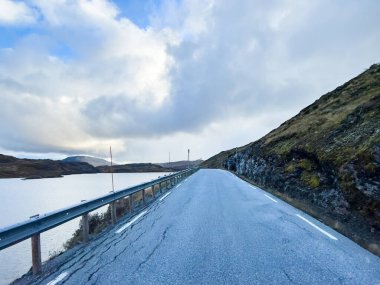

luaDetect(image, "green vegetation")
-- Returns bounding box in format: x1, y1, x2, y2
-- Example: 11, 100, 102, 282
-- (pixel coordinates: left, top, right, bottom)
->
301, 172, 320, 188
63, 211, 112, 250
63, 196, 136, 250
298, 159, 313, 171
285, 163, 296, 173
285, 159, 314, 173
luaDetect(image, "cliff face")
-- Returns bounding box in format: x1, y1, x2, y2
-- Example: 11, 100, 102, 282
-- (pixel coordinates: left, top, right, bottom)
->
203, 64, 380, 253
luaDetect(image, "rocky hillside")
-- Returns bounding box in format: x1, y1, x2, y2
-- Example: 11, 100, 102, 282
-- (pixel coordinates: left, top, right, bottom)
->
203, 64, 380, 254
0, 154, 99, 179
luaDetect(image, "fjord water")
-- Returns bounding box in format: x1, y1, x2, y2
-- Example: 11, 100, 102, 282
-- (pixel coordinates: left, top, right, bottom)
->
0, 172, 168, 285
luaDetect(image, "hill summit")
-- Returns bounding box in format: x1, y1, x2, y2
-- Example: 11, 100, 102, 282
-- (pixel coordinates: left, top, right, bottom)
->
62, 155, 113, 167
203, 64, 380, 254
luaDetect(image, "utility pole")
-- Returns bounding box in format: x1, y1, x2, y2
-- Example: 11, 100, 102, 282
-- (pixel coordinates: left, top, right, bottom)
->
188, 149, 190, 169
110, 146, 115, 192
110, 146, 117, 224
235, 147, 238, 172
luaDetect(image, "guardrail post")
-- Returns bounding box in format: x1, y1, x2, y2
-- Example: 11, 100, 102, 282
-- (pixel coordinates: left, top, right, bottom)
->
129, 195, 133, 213
111, 202, 117, 224
158, 182, 162, 194
31, 234, 41, 275
152, 185, 155, 198
142, 189, 146, 206
82, 213, 89, 243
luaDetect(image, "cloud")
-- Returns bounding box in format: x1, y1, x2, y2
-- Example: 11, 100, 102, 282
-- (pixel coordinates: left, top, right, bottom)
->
0, 0, 37, 25
0, 0, 379, 161
0, 0, 173, 155
84, 0, 380, 137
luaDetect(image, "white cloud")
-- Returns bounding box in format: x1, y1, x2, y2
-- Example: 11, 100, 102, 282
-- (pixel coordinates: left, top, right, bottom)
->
0, 0, 174, 155
0, 0, 37, 25
0, 0, 379, 162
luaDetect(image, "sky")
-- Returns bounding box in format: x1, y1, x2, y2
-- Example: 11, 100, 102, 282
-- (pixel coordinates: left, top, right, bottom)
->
0, 0, 379, 163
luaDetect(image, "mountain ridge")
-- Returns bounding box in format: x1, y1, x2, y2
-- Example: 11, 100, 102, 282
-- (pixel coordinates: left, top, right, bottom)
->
0, 154, 195, 179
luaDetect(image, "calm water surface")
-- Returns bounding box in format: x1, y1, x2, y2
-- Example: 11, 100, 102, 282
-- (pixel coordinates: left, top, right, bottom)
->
0, 172, 169, 285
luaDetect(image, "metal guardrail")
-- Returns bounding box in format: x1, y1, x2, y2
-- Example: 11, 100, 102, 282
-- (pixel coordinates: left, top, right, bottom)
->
0, 168, 197, 275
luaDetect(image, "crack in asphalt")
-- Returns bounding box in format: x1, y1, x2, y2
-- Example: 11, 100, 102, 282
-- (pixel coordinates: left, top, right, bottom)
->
37, 212, 150, 284
80, 202, 168, 283
86, 233, 146, 283
87, 214, 168, 282
282, 269, 295, 284
45, 252, 99, 284
63, 221, 148, 282
37, 221, 129, 283
91, 192, 174, 279
279, 215, 316, 240
134, 226, 171, 273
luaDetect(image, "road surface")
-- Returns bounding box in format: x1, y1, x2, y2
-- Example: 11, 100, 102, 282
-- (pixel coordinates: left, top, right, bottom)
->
21, 169, 380, 284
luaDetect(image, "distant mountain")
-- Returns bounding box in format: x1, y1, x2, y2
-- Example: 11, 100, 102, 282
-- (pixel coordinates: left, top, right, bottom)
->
0, 154, 98, 179
97, 163, 174, 173
0, 154, 179, 179
157, 159, 203, 171
62, 155, 113, 167
203, 64, 380, 255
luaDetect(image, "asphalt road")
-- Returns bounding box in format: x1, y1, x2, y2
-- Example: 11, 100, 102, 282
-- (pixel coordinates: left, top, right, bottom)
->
26, 169, 380, 285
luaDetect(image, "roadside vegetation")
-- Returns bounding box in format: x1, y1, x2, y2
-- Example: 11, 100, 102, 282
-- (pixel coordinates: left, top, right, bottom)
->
64, 187, 158, 250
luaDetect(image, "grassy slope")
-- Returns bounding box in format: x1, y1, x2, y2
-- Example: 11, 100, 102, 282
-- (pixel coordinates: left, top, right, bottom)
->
204, 64, 380, 168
